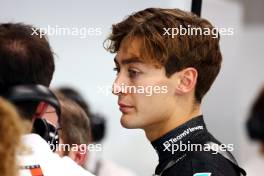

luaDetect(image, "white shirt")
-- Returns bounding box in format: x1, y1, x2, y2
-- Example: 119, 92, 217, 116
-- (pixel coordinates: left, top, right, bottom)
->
96, 159, 137, 176
18, 134, 94, 176
85, 151, 137, 176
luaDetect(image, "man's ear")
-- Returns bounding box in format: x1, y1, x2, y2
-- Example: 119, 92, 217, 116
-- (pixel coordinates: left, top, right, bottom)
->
72, 145, 87, 166
34, 102, 48, 117
175, 67, 198, 94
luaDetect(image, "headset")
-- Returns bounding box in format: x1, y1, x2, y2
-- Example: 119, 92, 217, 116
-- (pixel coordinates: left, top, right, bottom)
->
3, 84, 61, 151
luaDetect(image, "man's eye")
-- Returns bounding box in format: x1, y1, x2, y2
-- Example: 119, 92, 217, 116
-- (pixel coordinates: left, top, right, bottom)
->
128, 69, 140, 78
113, 67, 120, 74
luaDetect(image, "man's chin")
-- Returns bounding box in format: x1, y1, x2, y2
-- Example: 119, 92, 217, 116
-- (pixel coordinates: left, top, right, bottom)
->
120, 114, 140, 129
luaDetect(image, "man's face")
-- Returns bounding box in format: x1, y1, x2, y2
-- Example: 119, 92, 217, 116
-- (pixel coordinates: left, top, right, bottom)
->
112, 37, 178, 130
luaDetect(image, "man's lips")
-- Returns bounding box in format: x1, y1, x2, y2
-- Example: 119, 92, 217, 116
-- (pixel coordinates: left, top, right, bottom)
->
118, 102, 134, 113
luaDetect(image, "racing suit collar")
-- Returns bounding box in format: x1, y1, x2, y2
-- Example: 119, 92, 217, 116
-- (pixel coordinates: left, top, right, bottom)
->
151, 115, 208, 163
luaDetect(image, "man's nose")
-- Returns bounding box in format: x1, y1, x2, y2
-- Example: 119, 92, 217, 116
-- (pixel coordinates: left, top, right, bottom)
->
112, 74, 128, 95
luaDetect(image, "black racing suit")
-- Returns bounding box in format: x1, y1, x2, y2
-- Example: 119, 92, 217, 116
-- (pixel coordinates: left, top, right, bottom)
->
151, 115, 246, 176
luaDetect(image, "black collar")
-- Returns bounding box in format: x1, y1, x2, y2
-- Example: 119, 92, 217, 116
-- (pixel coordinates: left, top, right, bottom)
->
151, 115, 208, 163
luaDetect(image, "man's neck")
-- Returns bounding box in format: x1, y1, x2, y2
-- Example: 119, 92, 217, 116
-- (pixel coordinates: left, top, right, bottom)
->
144, 106, 202, 142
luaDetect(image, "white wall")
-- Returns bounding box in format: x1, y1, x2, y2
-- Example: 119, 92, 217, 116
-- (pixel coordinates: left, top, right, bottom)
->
201, 0, 264, 164
1, 0, 263, 175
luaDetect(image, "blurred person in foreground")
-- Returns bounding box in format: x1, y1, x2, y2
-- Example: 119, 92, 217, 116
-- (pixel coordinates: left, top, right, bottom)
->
56, 87, 137, 176
53, 93, 92, 166
0, 98, 23, 176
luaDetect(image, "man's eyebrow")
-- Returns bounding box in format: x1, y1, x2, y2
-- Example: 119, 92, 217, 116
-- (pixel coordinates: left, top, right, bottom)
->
114, 57, 142, 65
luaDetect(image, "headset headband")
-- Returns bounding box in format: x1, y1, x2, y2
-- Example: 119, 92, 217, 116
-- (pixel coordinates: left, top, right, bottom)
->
4, 84, 61, 118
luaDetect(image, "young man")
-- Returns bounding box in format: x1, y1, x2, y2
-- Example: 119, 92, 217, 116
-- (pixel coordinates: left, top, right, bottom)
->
0, 23, 94, 176
105, 8, 246, 176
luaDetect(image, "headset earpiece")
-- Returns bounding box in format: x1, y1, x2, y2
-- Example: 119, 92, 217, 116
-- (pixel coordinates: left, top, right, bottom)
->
4, 84, 61, 151
32, 118, 59, 151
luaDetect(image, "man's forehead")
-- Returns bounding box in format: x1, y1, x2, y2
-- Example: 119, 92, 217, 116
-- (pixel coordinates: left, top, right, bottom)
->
114, 37, 162, 68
